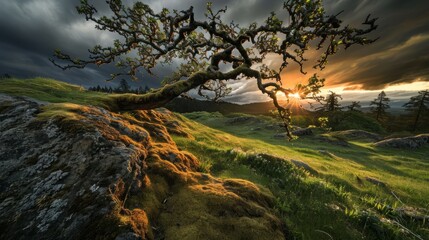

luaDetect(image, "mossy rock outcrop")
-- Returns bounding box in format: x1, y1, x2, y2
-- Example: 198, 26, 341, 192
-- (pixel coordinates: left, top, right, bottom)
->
0, 95, 287, 239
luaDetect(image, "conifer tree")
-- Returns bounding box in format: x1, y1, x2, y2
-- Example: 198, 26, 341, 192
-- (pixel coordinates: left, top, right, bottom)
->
318, 91, 342, 112
119, 79, 131, 93
370, 91, 390, 121
403, 90, 429, 131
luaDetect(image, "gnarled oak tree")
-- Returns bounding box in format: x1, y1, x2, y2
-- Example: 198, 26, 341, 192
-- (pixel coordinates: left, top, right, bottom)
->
51, 0, 378, 138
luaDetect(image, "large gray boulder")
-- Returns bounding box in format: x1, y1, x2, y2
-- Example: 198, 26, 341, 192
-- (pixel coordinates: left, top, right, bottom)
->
374, 134, 429, 149
0, 95, 151, 239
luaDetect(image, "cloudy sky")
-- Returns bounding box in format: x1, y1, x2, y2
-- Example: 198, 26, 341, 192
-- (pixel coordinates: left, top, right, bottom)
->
1, 0, 428, 106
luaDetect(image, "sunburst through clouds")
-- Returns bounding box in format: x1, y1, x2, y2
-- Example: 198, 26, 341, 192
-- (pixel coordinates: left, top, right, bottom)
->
275, 91, 305, 111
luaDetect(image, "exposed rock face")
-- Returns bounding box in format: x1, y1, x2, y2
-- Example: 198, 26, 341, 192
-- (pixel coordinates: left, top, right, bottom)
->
0, 95, 286, 240
292, 128, 313, 136
374, 134, 429, 149
0, 95, 153, 239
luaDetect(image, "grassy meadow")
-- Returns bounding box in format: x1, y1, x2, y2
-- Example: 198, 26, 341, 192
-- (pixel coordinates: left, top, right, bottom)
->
173, 111, 429, 239
1, 78, 428, 239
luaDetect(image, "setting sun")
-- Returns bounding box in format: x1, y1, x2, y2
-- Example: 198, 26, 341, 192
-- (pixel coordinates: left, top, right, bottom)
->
288, 92, 301, 99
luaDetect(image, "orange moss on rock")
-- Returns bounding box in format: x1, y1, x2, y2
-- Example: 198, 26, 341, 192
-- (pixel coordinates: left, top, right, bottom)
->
35, 103, 287, 239
150, 143, 200, 172
118, 209, 152, 239
132, 109, 194, 139
156, 177, 285, 240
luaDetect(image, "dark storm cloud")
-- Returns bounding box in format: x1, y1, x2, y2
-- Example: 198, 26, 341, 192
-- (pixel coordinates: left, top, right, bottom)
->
320, 0, 429, 89
0, 0, 428, 92
0, 0, 117, 87
325, 34, 429, 89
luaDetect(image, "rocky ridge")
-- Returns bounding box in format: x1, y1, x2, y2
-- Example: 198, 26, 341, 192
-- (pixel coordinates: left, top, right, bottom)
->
0, 95, 287, 240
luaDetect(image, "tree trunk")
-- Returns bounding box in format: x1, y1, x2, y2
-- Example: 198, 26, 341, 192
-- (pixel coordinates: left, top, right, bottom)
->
105, 65, 253, 111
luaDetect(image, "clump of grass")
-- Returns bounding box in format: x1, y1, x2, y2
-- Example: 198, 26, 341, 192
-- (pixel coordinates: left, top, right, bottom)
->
197, 160, 212, 173
360, 195, 397, 215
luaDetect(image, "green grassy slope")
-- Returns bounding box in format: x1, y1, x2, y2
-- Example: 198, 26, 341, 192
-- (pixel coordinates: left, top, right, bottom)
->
0, 78, 114, 107
174, 111, 429, 239
1, 78, 428, 239
180, 112, 429, 205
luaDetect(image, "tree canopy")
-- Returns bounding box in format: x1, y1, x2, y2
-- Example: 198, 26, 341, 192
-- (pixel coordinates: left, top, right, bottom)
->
51, 0, 378, 138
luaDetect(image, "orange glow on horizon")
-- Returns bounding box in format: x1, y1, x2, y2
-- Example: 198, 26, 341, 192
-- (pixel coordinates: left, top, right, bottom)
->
273, 91, 303, 109
318, 81, 429, 95
288, 92, 301, 99
276, 91, 301, 99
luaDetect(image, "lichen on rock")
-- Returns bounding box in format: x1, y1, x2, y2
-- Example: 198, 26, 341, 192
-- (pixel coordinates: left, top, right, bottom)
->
0, 95, 287, 239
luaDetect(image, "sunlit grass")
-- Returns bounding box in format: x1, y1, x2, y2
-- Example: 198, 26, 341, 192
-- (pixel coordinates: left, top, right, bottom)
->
178, 112, 429, 206
173, 111, 429, 239
0, 77, 115, 109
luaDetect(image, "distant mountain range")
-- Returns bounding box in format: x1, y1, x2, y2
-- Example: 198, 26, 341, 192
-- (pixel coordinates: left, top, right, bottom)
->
166, 98, 317, 116
165, 98, 408, 116
165, 98, 276, 115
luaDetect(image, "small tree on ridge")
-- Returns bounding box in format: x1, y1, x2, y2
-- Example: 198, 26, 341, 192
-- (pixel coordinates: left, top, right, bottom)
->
317, 91, 342, 112
370, 91, 390, 121
403, 90, 429, 131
